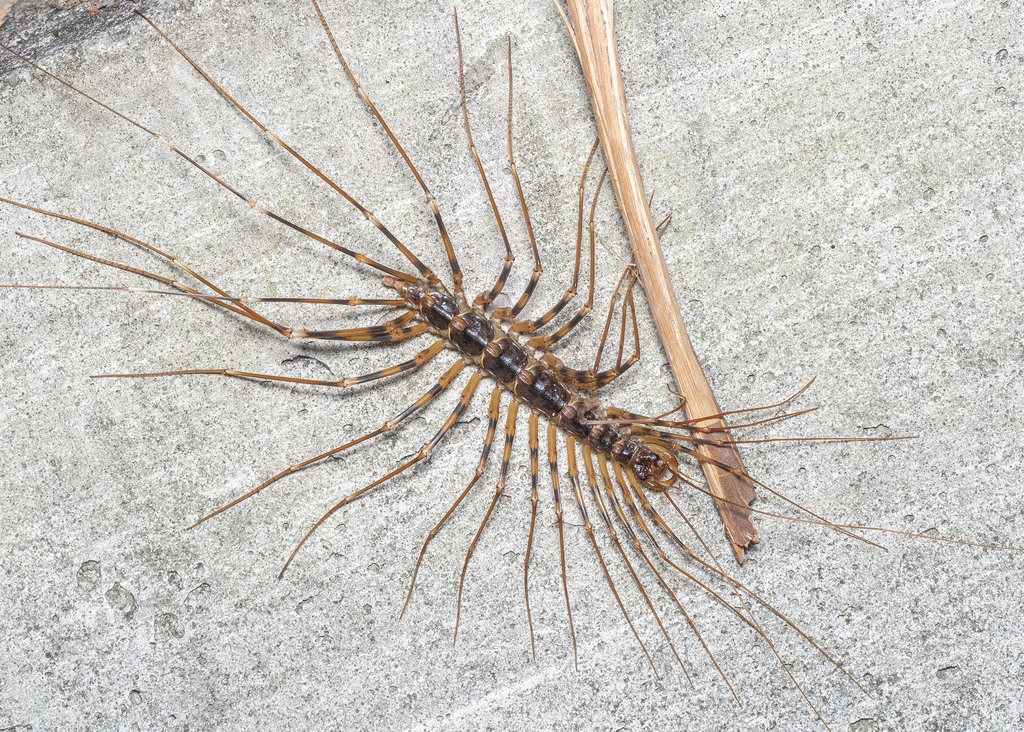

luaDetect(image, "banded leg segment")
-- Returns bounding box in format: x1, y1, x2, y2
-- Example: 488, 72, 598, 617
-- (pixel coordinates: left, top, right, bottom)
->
279, 369, 486, 577
598, 455, 721, 693
524, 412, 541, 659
555, 266, 640, 390
135, 11, 439, 286
310, 0, 464, 301
189, 359, 467, 530
548, 422, 579, 670
512, 139, 599, 336
581, 444, 681, 680
453, 395, 519, 642
565, 437, 658, 676
11, 230, 288, 336
0, 42, 414, 283
494, 41, 543, 322
401, 385, 505, 619
94, 339, 447, 387
15, 230, 424, 345
524, 162, 605, 349
454, 17, 515, 308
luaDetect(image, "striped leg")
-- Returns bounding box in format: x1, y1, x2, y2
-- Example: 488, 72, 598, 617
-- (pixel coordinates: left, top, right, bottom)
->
547, 422, 579, 670
401, 386, 505, 619
492, 42, 543, 322
14, 231, 427, 346
453, 397, 519, 642
524, 163, 606, 348
565, 437, 658, 676
0, 43, 415, 284
93, 339, 447, 387
310, 0, 465, 302
135, 12, 439, 287
555, 266, 640, 390
510, 139, 600, 336
189, 360, 466, 530
581, 444, 680, 679
279, 369, 486, 577
453, 18, 515, 308
524, 412, 541, 659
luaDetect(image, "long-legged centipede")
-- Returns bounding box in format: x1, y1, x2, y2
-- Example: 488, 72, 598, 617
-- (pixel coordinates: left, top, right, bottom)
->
1, 1, 1021, 730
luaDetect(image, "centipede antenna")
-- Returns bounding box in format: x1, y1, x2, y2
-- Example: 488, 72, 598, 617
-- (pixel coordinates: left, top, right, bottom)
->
680, 377, 818, 427
667, 458, 884, 548
547, 423, 579, 671
590, 406, 819, 433
452, 388, 505, 643
567, 439, 660, 679
279, 369, 485, 578
667, 466, 890, 542
720, 434, 917, 445
830, 524, 1023, 552
628, 465, 839, 721
0, 44, 416, 284
524, 413, 541, 660
92, 340, 447, 388
454, 16, 515, 308
188, 360, 466, 530
133, 11, 439, 287
309, 0, 464, 302
654, 211, 672, 237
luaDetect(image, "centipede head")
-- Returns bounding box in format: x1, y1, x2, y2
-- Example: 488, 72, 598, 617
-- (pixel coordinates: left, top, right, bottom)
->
637, 442, 678, 491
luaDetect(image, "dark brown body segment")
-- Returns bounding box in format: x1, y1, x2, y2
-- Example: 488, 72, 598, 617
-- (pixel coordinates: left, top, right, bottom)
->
391, 280, 669, 486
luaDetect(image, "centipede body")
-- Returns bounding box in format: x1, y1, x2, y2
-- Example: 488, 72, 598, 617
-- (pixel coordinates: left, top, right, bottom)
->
1, 1, 1022, 730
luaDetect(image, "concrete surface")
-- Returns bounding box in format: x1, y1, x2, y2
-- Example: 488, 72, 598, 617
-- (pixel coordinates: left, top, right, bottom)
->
1, 1, 1022, 730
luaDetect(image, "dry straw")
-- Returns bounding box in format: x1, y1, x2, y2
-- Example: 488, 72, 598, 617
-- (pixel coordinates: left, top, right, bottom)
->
556, 0, 758, 561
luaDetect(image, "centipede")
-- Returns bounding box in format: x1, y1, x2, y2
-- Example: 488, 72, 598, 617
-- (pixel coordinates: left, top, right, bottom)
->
1, 1, 1021, 730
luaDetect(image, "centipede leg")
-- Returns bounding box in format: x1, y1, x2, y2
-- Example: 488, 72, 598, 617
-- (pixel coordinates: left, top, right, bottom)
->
625, 487, 838, 724
0, 43, 414, 283
400, 386, 504, 619
17, 230, 424, 345
581, 445, 680, 679
524, 412, 540, 659
511, 139, 600, 335
556, 267, 641, 390
135, 11, 439, 286
525, 165, 606, 348
453, 19, 515, 308
189, 360, 466, 529
548, 422, 579, 670
598, 458, 700, 687
566, 438, 658, 677
95, 339, 448, 387
590, 263, 634, 374
493, 42, 543, 322
453, 396, 519, 642
279, 369, 485, 577
310, 0, 464, 302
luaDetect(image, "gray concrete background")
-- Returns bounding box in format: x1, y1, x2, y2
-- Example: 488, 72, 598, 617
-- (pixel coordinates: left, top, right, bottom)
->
1, 1, 1021, 730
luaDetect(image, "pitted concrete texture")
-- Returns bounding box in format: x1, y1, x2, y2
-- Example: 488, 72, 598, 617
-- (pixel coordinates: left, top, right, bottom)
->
1, 1, 1022, 730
